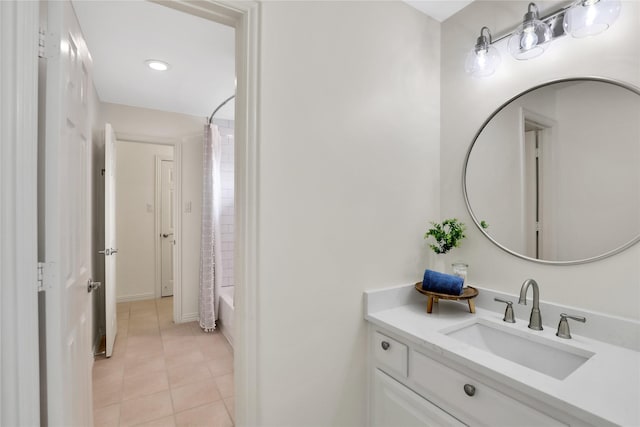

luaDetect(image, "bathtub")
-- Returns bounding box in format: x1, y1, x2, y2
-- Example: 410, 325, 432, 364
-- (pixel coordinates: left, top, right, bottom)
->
218, 286, 234, 348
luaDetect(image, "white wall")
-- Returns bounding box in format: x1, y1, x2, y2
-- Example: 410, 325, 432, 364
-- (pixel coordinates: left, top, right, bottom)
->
441, 1, 640, 319
257, 2, 441, 425
101, 103, 204, 140
101, 103, 204, 319
466, 101, 526, 252
552, 82, 640, 260
114, 141, 173, 301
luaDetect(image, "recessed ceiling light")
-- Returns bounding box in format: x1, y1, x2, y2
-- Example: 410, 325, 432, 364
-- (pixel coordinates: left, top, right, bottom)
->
145, 59, 170, 71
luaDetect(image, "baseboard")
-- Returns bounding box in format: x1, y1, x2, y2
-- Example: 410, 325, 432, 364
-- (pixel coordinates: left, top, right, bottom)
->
116, 293, 155, 303
180, 312, 199, 323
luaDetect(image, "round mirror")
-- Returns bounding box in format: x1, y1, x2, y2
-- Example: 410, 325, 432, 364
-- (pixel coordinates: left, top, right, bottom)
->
463, 78, 640, 264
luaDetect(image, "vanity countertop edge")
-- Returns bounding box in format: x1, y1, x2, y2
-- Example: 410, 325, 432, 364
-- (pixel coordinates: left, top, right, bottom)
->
364, 283, 640, 427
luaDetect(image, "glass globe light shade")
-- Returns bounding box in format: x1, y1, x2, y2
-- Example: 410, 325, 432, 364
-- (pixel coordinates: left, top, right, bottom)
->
508, 18, 552, 60
464, 45, 501, 78
564, 0, 622, 38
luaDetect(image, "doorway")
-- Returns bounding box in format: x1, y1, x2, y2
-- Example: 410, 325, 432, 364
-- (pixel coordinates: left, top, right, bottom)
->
114, 140, 175, 304
523, 124, 543, 259
86, 0, 243, 423
14, 0, 260, 425
522, 109, 556, 260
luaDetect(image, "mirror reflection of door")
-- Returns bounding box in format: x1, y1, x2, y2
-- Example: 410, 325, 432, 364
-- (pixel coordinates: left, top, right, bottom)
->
524, 125, 543, 259
160, 160, 175, 297
467, 80, 640, 263
522, 112, 555, 261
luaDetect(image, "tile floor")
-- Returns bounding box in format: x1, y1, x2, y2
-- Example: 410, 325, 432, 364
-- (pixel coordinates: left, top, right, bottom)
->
93, 297, 234, 427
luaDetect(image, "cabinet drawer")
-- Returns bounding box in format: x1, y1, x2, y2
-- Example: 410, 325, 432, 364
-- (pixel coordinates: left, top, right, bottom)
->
374, 331, 408, 377
411, 350, 567, 427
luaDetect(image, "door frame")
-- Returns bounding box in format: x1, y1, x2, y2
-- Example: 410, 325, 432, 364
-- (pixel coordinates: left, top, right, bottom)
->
520, 108, 557, 260
155, 155, 175, 299
4, 0, 259, 424
0, 2, 41, 425
150, 2, 261, 425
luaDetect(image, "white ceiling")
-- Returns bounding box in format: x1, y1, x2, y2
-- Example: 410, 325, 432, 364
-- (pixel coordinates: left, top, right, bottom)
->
72, 1, 470, 122
72, 0, 236, 120
403, 0, 473, 22
403, 0, 474, 22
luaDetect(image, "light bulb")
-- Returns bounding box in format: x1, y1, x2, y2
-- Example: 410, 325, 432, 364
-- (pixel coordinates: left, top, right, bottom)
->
521, 28, 538, 50
476, 51, 487, 68
464, 26, 501, 78
465, 46, 501, 78
585, 4, 597, 26
508, 3, 552, 60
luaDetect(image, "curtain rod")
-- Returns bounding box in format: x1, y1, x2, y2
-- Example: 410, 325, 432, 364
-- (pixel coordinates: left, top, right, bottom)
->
208, 94, 236, 124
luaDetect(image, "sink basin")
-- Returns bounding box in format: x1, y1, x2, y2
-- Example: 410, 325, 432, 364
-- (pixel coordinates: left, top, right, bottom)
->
443, 320, 594, 380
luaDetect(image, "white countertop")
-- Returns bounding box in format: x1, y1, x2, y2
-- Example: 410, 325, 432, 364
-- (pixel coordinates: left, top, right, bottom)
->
364, 285, 640, 427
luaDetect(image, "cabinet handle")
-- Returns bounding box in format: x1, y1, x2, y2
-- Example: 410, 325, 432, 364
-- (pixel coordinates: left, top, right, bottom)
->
463, 384, 476, 396
381, 341, 390, 351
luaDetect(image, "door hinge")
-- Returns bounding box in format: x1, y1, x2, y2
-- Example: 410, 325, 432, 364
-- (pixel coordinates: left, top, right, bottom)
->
38, 28, 46, 59
37, 262, 45, 291
535, 221, 542, 232
37, 262, 55, 291
38, 28, 58, 60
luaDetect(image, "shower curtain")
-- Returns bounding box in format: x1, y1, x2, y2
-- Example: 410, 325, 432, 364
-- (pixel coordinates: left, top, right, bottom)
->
199, 123, 223, 332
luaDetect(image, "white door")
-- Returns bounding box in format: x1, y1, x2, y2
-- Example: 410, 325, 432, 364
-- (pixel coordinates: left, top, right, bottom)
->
104, 123, 118, 357
44, 1, 94, 425
161, 160, 175, 297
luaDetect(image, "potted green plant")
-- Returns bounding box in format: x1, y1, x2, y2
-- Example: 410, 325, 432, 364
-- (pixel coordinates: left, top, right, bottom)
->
424, 218, 466, 254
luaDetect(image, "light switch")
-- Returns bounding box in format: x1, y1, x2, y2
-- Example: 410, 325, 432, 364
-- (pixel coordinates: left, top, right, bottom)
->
146, 203, 153, 213
185, 201, 192, 213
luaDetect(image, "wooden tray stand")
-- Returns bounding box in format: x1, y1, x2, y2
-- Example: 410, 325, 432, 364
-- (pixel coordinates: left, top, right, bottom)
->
414, 282, 479, 314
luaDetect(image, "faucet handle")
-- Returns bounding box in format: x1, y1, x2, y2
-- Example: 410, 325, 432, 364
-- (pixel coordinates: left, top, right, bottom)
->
494, 298, 516, 323
556, 313, 586, 339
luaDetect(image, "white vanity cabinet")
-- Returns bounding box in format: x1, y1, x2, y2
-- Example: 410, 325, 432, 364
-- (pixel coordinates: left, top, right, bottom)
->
370, 328, 570, 427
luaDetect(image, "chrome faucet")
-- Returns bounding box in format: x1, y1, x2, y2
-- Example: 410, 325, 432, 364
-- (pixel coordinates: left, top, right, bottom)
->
518, 279, 543, 330
556, 313, 586, 339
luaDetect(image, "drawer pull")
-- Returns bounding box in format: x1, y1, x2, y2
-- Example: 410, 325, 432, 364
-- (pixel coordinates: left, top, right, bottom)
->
381, 341, 390, 351
463, 384, 476, 397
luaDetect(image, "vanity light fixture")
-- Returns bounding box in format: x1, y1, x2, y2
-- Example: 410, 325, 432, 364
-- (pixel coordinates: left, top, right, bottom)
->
465, 27, 501, 78
145, 59, 170, 71
564, 0, 622, 38
508, 3, 552, 60
464, 0, 622, 76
